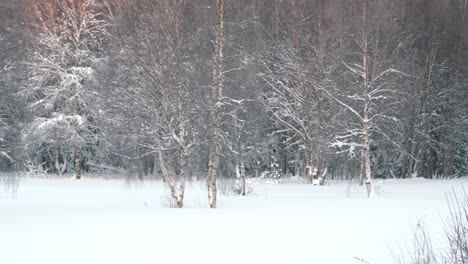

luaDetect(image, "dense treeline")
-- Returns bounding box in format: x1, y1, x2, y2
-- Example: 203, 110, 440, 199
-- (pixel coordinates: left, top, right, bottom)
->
0, 0, 467, 199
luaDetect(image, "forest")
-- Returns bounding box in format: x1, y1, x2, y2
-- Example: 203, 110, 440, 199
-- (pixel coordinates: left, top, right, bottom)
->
0, 0, 467, 206
1, 1, 468, 264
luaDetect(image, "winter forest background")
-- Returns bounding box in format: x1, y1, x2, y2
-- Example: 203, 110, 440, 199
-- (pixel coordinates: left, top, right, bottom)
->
1, 1, 468, 263
1, 0, 467, 203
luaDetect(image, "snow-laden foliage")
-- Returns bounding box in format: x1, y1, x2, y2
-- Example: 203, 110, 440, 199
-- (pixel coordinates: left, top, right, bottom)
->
21, 0, 109, 176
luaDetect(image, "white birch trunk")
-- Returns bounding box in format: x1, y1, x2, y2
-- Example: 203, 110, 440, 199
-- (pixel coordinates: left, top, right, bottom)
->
158, 151, 184, 208
362, 0, 373, 197
207, 0, 224, 209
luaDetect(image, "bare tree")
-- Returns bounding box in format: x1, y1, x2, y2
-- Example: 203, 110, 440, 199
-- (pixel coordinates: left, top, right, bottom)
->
326, 0, 410, 196
259, 0, 334, 184
106, 0, 203, 207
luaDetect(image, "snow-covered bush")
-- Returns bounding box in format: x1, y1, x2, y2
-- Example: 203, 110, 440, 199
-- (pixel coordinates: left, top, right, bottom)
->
218, 177, 253, 196
24, 160, 48, 176
443, 188, 468, 263
259, 156, 282, 183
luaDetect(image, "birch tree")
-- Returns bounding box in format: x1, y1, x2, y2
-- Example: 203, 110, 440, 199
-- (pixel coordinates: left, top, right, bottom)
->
207, 0, 225, 208
106, 0, 203, 207
327, 0, 409, 196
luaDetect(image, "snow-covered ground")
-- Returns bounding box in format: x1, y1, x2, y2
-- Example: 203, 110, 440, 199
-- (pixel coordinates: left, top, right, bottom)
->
0, 176, 466, 264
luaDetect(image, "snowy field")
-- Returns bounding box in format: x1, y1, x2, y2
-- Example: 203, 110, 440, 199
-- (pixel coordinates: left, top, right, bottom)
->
0, 176, 466, 264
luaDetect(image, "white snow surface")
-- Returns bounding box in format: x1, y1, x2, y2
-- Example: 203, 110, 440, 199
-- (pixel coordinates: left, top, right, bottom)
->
0, 176, 466, 264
